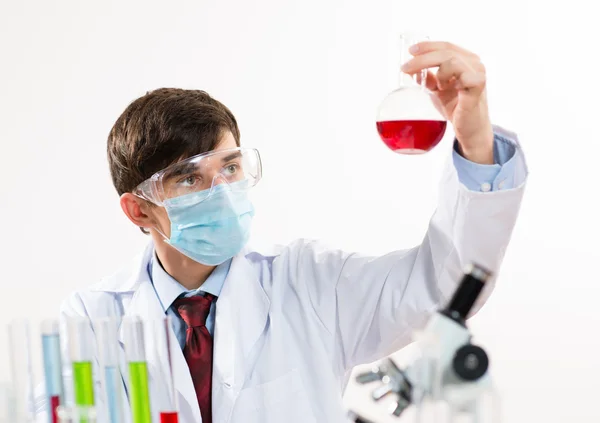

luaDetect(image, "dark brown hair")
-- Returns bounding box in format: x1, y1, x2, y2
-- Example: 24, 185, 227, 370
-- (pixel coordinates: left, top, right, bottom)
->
107, 88, 240, 232
107, 88, 240, 196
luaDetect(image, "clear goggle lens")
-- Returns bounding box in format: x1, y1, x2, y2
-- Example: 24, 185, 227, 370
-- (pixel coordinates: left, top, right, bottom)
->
135, 147, 262, 205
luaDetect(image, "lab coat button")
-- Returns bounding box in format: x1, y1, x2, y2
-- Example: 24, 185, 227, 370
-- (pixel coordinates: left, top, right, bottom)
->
480, 182, 491, 192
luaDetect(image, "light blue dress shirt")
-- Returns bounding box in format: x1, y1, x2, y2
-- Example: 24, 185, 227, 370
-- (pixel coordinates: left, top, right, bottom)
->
452, 132, 518, 191
149, 254, 231, 348
148, 131, 518, 350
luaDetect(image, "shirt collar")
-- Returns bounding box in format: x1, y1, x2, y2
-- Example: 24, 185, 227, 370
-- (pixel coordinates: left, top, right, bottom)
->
186, 258, 230, 298
149, 252, 231, 312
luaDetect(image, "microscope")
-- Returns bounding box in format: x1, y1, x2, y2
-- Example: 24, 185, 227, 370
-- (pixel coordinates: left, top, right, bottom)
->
348, 263, 497, 422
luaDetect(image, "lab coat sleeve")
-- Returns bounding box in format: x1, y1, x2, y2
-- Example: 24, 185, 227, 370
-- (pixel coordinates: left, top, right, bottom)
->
296, 125, 528, 371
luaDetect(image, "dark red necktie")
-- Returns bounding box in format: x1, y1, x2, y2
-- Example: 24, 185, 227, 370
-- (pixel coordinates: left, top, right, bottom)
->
174, 293, 216, 423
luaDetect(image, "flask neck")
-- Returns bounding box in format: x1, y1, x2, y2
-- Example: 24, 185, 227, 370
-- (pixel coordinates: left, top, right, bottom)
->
398, 33, 428, 89
397, 71, 428, 91
398, 71, 417, 88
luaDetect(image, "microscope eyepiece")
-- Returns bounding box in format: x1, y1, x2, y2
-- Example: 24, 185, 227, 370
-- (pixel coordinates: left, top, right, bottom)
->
442, 263, 492, 323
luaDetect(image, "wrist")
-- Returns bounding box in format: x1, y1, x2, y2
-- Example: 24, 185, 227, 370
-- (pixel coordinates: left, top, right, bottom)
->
457, 128, 494, 165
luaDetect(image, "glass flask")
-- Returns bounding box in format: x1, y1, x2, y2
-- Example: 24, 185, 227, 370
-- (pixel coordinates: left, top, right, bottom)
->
376, 33, 448, 154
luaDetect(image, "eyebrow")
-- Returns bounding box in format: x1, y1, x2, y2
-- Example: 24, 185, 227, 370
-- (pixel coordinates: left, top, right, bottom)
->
162, 151, 243, 180
163, 162, 197, 179
220, 151, 243, 162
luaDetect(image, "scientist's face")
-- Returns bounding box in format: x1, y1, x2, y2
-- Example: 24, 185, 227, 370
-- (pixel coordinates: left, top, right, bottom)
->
145, 131, 239, 238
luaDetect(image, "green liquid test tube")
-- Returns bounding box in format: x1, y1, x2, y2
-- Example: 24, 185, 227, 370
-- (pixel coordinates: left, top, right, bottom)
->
67, 317, 96, 423
72, 362, 94, 407
123, 317, 152, 423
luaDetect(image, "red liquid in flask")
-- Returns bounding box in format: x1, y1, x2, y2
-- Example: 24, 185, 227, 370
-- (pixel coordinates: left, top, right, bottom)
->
160, 412, 179, 423
50, 395, 60, 423
376, 120, 447, 154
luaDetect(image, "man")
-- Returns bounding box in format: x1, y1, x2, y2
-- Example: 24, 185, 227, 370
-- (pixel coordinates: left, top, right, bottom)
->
36, 41, 527, 423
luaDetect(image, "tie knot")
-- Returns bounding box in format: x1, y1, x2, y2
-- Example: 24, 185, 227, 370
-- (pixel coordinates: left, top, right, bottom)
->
174, 293, 215, 328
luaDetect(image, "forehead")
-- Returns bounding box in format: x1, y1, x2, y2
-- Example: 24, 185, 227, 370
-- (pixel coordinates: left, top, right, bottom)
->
169, 130, 237, 169
160, 134, 241, 179
214, 131, 237, 151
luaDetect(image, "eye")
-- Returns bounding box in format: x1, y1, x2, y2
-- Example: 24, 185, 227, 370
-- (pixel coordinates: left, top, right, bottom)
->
223, 164, 239, 175
179, 175, 200, 187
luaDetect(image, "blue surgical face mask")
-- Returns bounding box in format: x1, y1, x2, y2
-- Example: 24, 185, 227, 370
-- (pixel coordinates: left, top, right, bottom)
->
160, 182, 255, 266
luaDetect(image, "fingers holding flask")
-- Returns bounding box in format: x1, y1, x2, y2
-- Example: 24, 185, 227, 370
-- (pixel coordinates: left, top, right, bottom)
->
401, 41, 486, 96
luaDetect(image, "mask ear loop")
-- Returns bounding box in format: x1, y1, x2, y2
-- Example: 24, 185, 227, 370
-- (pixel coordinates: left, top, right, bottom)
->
154, 225, 171, 245
142, 201, 172, 245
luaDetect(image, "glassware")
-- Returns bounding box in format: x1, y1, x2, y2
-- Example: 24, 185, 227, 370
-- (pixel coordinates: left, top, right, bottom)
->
66, 317, 96, 418
94, 318, 126, 423
376, 33, 447, 155
122, 317, 152, 423
8, 319, 35, 423
56, 406, 97, 423
0, 383, 11, 423
41, 319, 66, 423
149, 317, 179, 423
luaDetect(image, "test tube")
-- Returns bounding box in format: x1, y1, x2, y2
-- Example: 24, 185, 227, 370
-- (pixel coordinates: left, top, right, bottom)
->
41, 320, 66, 423
152, 317, 178, 423
94, 318, 125, 423
0, 382, 13, 423
8, 319, 35, 423
123, 316, 152, 423
56, 406, 97, 423
66, 317, 96, 414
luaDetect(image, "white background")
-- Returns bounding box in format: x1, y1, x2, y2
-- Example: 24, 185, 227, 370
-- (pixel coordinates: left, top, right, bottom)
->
0, 0, 598, 422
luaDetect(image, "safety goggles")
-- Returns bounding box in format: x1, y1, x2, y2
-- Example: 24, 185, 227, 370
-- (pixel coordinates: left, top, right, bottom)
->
133, 147, 262, 206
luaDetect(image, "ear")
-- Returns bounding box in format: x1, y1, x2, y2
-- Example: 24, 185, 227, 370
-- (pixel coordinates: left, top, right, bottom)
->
120, 193, 157, 229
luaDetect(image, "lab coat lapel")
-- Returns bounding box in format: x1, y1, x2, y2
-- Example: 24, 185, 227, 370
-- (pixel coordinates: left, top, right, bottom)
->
212, 252, 270, 421
120, 278, 202, 423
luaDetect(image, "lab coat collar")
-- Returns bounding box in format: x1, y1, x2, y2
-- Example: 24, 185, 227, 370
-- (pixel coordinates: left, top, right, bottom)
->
90, 241, 155, 293
213, 247, 271, 397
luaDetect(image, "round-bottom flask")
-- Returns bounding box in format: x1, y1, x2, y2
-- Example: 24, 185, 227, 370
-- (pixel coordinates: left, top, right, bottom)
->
376, 33, 448, 154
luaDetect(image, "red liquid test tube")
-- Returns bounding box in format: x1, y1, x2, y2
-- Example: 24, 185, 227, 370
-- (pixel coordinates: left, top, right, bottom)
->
160, 411, 179, 423
50, 395, 61, 423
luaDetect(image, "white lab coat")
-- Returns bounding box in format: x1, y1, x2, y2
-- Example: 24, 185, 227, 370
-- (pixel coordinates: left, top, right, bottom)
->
35, 127, 527, 423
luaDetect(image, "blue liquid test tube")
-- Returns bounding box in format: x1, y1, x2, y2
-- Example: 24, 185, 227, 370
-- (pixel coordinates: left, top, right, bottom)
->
94, 318, 125, 423
41, 320, 66, 423
8, 319, 35, 423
